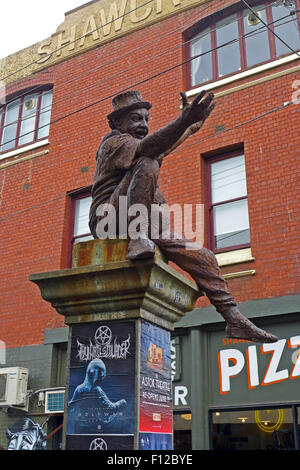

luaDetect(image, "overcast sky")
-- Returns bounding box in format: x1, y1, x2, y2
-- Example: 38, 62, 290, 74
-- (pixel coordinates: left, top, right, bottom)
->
0, 0, 88, 60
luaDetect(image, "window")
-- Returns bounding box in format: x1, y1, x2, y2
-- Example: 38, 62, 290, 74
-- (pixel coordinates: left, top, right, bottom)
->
210, 406, 298, 450
173, 413, 192, 450
189, 1, 300, 87
206, 151, 251, 252
68, 192, 93, 266
0, 88, 53, 153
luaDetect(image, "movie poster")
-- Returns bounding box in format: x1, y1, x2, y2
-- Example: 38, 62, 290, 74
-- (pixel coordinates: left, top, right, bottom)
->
139, 320, 173, 447
66, 320, 135, 449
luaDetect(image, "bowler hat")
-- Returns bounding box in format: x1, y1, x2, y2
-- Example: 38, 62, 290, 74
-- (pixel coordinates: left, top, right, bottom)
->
107, 91, 152, 121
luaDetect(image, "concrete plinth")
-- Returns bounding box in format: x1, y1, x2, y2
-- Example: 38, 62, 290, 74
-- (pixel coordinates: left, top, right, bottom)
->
30, 239, 200, 450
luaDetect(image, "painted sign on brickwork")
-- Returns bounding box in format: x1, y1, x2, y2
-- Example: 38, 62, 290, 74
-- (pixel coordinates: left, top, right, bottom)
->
2, 0, 208, 84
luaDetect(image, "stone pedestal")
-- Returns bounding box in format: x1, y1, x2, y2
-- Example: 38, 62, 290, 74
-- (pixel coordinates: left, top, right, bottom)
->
30, 239, 200, 450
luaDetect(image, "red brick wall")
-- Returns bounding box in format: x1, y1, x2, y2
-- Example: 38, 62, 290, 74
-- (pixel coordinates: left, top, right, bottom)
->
0, 0, 299, 347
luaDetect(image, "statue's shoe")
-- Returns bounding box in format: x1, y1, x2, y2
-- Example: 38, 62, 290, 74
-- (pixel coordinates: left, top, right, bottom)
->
226, 322, 278, 343
126, 238, 156, 260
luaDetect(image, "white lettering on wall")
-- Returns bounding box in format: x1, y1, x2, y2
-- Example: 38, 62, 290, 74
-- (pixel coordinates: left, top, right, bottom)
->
156, 0, 181, 13
246, 345, 259, 389
261, 339, 288, 386
289, 336, 300, 378
130, 0, 152, 23
170, 338, 176, 381
100, 0, 128, 37
79, 15, 100, 47
56, 26, 76, 57
37, 0, 185, 61
218, 335, 300, 394
37, 41, 52, 63
174, 385, 188, 406
218, 349, 245, 394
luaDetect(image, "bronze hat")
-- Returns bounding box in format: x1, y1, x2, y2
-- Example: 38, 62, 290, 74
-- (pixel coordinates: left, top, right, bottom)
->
107, 90, 152, 120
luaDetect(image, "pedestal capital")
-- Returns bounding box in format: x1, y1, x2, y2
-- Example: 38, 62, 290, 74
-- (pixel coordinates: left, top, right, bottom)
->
30, 239, 201, 330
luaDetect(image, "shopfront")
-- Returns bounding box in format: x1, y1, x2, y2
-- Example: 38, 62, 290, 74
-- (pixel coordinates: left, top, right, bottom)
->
171, 336, 193, 450
173, 295, 300, 450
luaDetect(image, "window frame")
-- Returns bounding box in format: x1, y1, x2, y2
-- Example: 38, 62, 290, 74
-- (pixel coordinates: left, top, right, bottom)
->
68, 188, 92, 268
186, 0, 300, 90
209, 404, 300, 450
205, 149, 251, 254
0, 87, 53, 155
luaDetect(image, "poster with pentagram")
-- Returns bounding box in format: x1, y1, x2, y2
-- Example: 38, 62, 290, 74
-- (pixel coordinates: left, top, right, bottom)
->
66, 434, 134, 451
66, 320, 136, 439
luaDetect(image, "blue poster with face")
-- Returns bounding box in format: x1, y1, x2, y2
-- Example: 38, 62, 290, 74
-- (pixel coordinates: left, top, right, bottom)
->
66, 321, 135, 440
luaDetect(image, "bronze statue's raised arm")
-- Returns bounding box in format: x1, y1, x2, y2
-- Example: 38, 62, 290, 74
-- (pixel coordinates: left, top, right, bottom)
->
136, 91, 215, 160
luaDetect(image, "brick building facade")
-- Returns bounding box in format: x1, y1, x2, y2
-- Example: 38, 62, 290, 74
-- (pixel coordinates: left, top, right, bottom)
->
0, 0, 299, 450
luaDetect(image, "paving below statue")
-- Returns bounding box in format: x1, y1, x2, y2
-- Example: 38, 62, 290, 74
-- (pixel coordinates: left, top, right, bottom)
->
89, 90, 278, 344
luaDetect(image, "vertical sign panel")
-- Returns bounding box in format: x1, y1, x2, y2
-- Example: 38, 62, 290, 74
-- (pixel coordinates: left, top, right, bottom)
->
139, 320, 173, 449
66, 320, 135, 450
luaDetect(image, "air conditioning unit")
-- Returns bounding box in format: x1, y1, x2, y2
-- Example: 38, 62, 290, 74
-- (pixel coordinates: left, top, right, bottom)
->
45, 389, 65, 414
0, 367, 28, 407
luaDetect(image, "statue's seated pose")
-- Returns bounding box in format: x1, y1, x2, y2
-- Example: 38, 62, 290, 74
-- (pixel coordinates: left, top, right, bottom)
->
89, 90, 278, 344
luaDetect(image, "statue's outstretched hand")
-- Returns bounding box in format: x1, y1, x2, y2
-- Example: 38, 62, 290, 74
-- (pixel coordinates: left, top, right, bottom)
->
180, 90, 216, 127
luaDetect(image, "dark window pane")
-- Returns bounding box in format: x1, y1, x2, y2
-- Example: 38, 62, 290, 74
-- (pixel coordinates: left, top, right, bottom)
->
212, 409, 295, 450
272, 2, 300, 56
216, 14, 241, 77
244, 5, 271, 67
190, 28, 213, 85
173, 414, 192, 450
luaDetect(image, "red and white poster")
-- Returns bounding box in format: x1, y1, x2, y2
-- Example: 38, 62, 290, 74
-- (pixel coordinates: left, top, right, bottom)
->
139, 320, 173, 435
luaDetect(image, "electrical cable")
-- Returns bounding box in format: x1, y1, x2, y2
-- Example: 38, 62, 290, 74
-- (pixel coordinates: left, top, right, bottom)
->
33, 14, 297, 118
170, 98, 299, 155
2, 7, 295, 122
0, 5, 297, 145
1, 3, 295, 116
0, 12, 297, 149
242, 0, 300, 56
0, 97, 298, 223
0, 0, 218, 109
0, 0, 156, 82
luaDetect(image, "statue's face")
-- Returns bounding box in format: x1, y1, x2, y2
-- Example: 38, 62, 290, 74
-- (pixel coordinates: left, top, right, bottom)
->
118, 108, 149, 139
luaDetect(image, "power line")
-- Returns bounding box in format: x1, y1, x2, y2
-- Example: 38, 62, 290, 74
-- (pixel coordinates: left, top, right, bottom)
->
0, 0, 217, 117
37, 1, 215, 96
33, 15, 297, 118
1, 4, 295, 119
0, 0, 156, 82
241, 0, 300, 57
0, 6, 297, 147
0, 98, 298, 223
169, 99, 299, 156
0, 12, 297, 149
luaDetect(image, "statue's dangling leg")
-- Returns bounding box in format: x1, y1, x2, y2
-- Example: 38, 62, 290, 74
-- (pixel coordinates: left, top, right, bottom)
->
154, 235, 278, 343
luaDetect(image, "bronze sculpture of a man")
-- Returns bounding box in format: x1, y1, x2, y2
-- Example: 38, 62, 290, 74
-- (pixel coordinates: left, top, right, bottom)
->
89, 90, 278, 344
